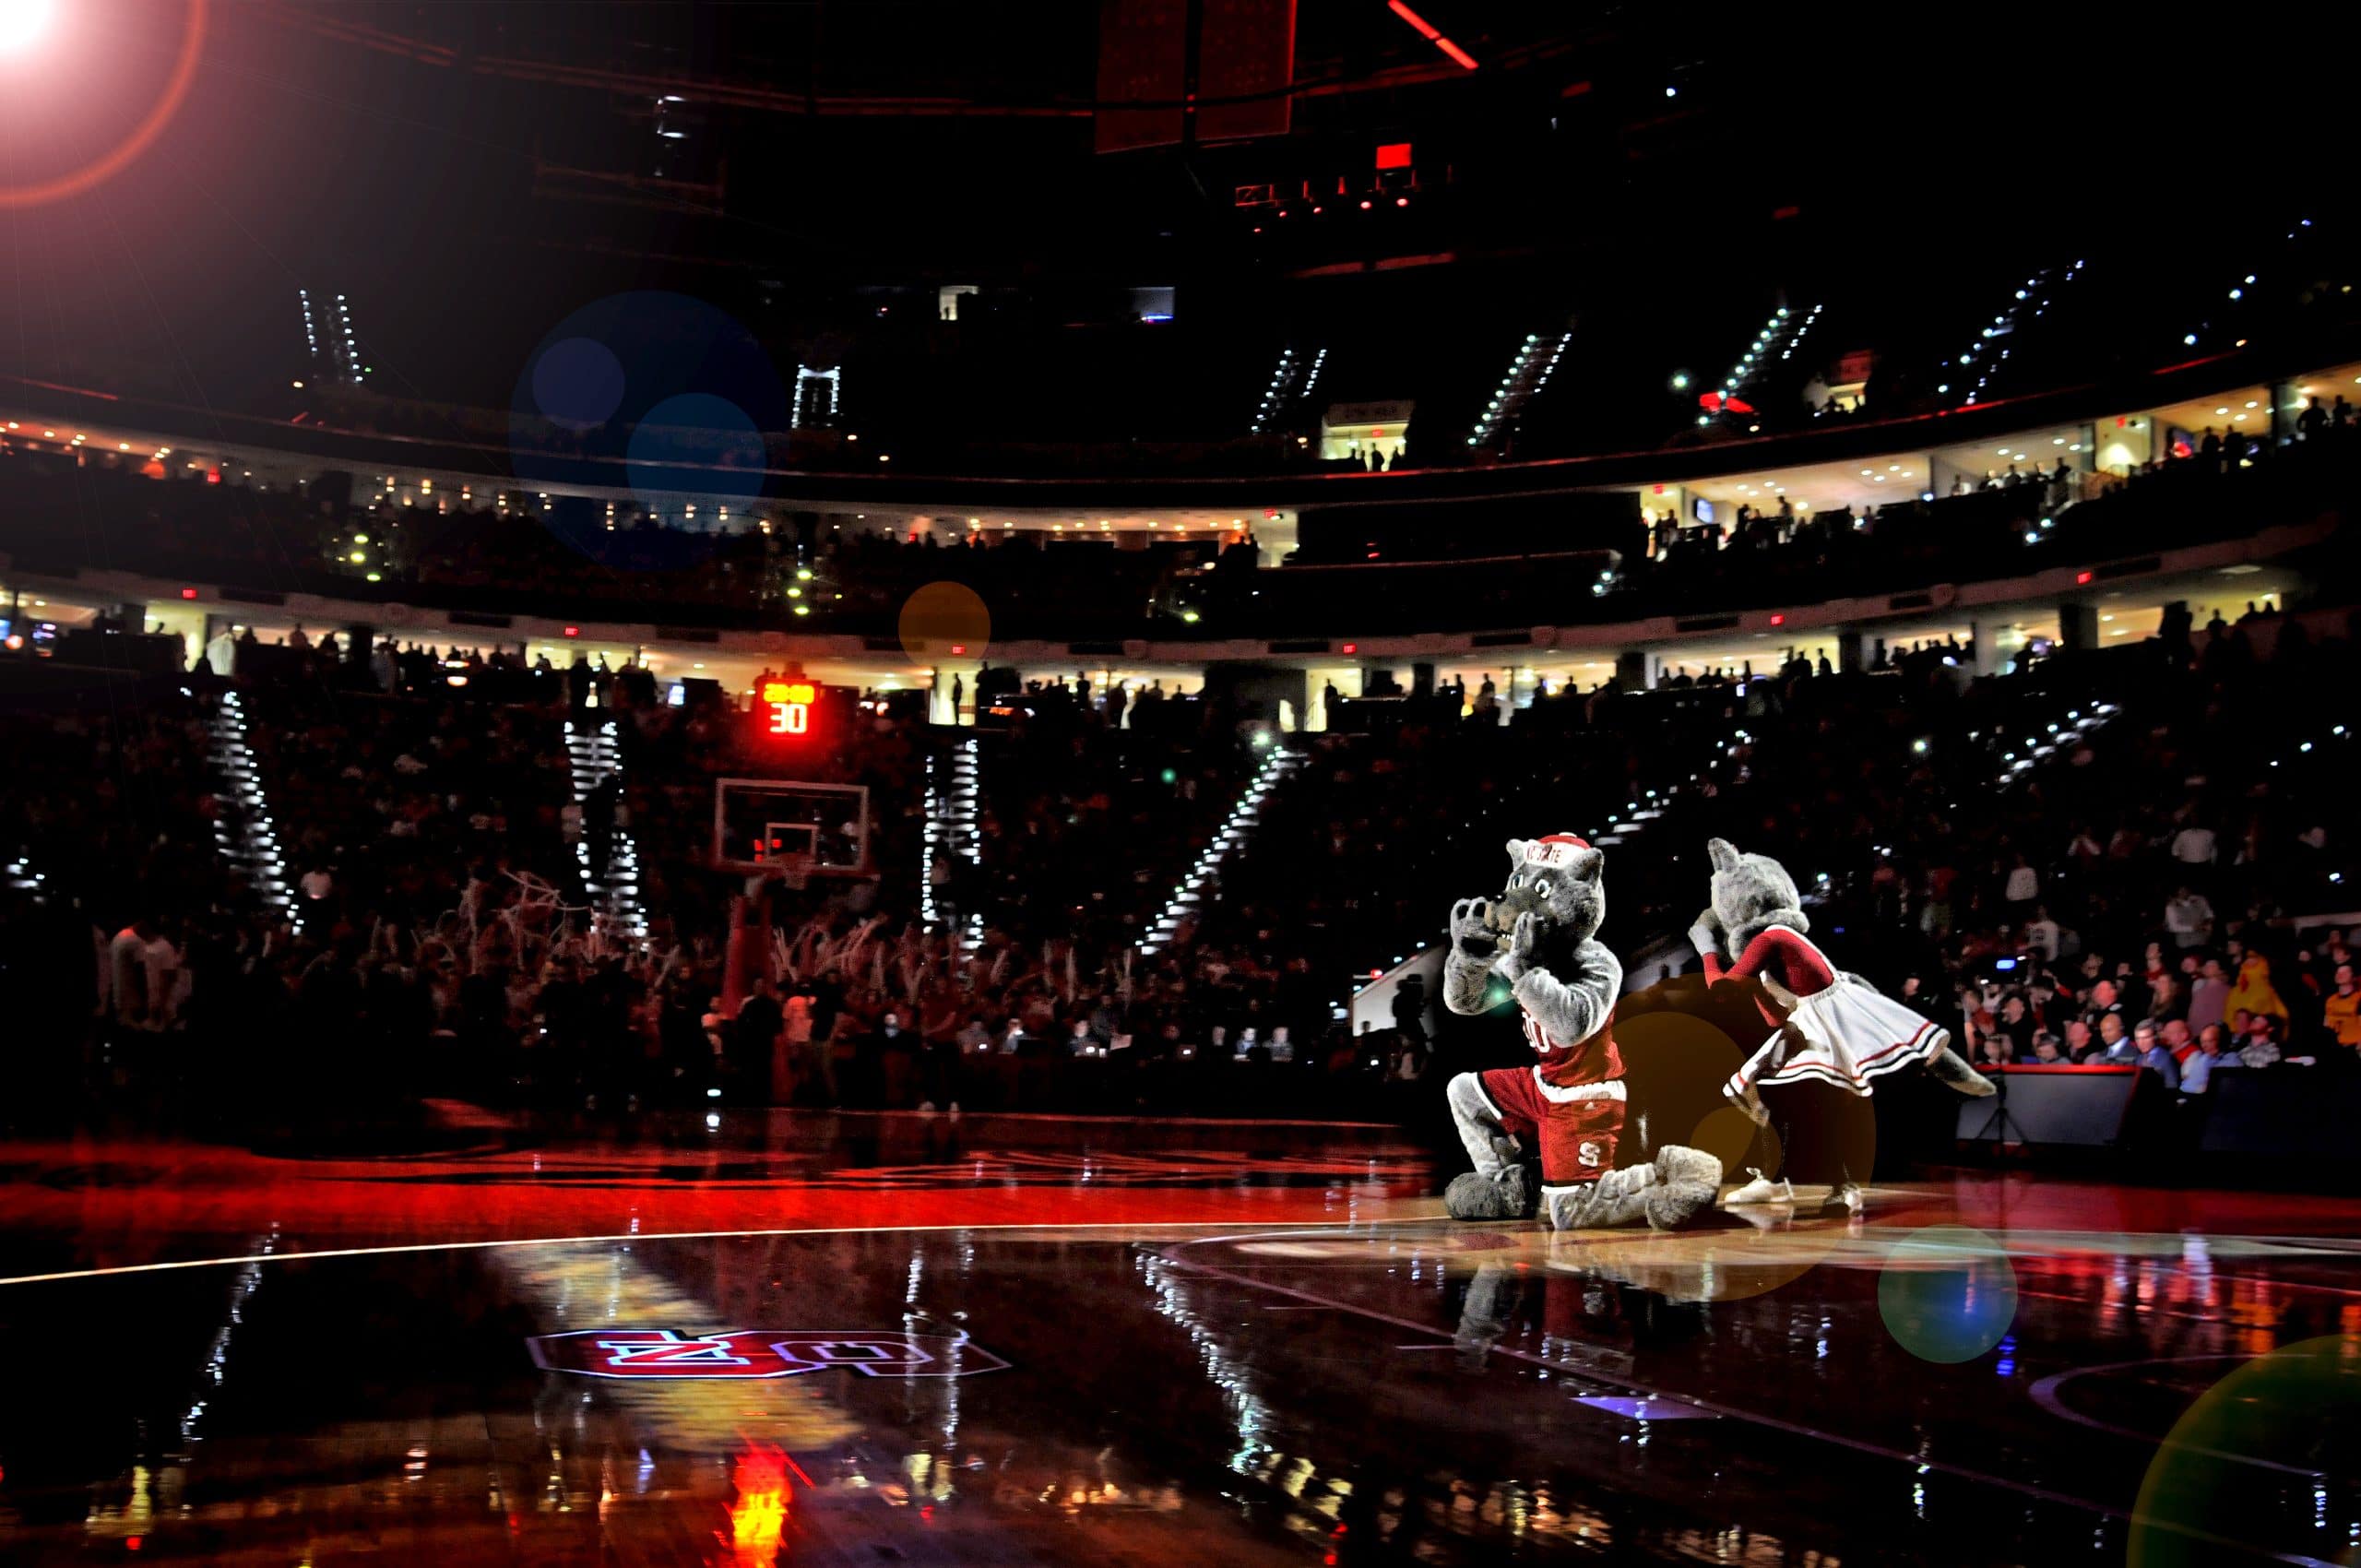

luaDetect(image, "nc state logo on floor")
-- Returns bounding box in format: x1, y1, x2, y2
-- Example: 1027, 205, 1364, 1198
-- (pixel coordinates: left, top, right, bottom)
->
528, 1328, 1010, 1380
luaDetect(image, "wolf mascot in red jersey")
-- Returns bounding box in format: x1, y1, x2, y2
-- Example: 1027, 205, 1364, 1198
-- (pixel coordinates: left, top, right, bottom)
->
1441, 836, 1724, 1230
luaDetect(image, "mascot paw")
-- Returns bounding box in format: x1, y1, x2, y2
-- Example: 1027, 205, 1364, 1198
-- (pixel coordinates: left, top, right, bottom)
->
1643, 1179, 1716, 1231
1497, 910, 1541, 981
1444, 1168, 1532, 1221
1653, 1145, 1726, 1192
1450, 897, 1500, 960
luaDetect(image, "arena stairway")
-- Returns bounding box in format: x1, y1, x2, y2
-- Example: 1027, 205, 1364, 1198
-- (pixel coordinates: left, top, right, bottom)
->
1140, 742, 1302, 956
921, 733, 983, 942
1249, 344, 1326, 435
563, 717, 647, 938
1468, 329, 1573, 448
206, 690, 293, 913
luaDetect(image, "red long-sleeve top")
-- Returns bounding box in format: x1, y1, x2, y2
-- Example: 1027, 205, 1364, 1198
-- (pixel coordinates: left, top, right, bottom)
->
1703, 926, 1836, 1029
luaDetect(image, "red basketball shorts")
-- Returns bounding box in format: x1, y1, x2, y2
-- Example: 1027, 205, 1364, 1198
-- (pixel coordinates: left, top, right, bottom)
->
1475, 1065, 1624, 1185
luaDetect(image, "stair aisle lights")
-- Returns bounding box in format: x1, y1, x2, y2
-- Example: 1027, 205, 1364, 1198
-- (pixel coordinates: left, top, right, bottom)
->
1701, 303, 1821, 426
1250, 348, 1298, 435
1250, 346, 1325, 436
1469, 331, 1573, 446
920, 737, 984, 943
1944, 265, 2079, 406
1140, 743, 1300, 956
564, 719, 647, 940
208, 691, 291, 912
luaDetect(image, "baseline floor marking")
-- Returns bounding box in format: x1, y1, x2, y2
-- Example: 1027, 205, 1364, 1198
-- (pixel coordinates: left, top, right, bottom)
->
0, 1220, 1344, 1289
1154, 1229, 2337, 1568
2028, 1354, 2324, 1480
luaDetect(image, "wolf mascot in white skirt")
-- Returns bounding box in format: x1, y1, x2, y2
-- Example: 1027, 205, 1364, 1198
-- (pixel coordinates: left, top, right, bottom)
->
1690, 837, 1993, 1212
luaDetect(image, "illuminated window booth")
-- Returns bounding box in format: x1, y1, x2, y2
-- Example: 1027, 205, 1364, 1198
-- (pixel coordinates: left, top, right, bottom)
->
1321, 400, 1413, 465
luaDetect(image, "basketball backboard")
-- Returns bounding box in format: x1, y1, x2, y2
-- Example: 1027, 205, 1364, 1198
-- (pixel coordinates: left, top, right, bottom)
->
712, 778, 871, 877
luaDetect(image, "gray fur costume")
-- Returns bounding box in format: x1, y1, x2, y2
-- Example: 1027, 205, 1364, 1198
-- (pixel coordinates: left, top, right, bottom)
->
1690, 836, 1994, 1114
1440, 837, 1724, 1231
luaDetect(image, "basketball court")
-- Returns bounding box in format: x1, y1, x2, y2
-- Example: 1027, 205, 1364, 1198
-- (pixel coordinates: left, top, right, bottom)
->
0, 1113, 2353, 1564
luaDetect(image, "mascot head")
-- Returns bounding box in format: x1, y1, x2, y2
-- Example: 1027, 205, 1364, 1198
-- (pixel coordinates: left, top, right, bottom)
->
1704, 837, 1809, 956
1495, 835, 1607, 944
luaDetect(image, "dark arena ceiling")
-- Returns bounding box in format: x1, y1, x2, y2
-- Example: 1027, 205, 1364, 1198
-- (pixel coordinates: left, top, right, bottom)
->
0, 0, 2342, 418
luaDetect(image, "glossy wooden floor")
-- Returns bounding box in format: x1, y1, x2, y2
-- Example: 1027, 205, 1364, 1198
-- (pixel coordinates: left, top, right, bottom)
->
1, 1111, 2356, 1564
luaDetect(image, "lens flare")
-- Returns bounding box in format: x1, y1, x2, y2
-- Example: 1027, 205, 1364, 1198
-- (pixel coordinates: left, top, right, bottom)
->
1876, 1225, 2017, 1363
1, 1, 208, 208
898, 581, 992, 663
0, 0, 57, 54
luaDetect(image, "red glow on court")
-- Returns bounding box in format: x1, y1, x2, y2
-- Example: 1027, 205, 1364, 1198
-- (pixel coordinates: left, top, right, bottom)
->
722, 1443, 790, 1567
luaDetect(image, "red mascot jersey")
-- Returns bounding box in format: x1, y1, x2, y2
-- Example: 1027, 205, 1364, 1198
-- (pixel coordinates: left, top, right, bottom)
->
1478, 1002, 1626, 1187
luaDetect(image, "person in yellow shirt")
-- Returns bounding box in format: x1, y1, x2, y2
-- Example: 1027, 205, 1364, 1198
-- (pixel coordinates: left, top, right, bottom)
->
2324, 963, 2361, 1051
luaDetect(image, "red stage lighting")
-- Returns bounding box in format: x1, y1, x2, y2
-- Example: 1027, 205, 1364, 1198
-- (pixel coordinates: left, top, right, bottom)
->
1386, 0, 1478, 69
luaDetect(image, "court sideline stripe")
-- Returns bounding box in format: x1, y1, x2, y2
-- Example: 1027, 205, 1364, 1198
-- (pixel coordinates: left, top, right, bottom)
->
0, 1219, 1344, 1289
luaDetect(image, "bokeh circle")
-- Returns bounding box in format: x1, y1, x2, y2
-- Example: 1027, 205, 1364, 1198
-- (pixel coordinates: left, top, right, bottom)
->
531, 337, 627, 431
628, 393, 767, 503
1576, 989, 1845, 1302
2128, 1336, 2361, 1568
897, 582, 992, 663
510, 291, 788, 530
1876, 1225, 2017, 1363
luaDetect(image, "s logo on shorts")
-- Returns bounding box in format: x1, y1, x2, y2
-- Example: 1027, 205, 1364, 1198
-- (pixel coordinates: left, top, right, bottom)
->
1577, 1141, 1602, 1168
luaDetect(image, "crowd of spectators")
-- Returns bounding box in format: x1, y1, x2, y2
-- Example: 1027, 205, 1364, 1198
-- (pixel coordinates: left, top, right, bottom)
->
9, 381, 2355, 647
0, 636, 1408, 1133
4, 418, 2356, 1144
5, 598, 2355, 1148
1181, 599, 2361, 1120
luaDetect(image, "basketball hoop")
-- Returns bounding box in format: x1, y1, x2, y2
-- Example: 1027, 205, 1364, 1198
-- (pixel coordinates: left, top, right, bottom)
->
757, 851, 814, 892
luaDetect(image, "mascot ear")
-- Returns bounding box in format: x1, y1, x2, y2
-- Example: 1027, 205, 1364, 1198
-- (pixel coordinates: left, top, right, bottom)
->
1567, 847, 1604, 883
1706, 837, 1741, 873
1504, 838, 1529, 873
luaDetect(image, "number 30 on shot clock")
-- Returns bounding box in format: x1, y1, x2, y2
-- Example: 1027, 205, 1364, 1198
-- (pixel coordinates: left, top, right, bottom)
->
760, 681, 817, 738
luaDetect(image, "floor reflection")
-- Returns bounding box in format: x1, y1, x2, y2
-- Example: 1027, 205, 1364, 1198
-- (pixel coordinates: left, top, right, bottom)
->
5, 1127, 2361, 1562
719, 1443, 790, 1568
